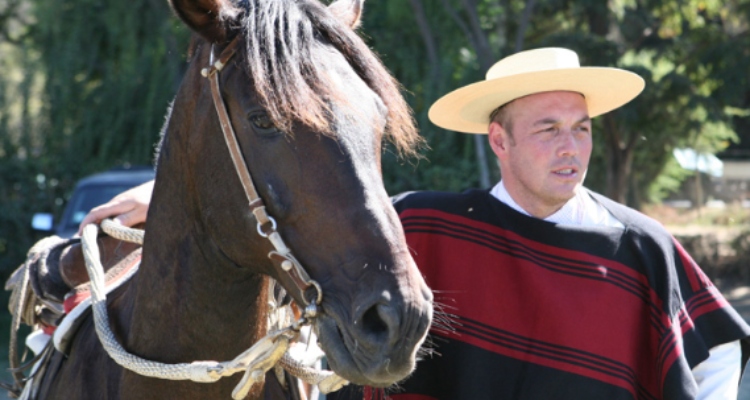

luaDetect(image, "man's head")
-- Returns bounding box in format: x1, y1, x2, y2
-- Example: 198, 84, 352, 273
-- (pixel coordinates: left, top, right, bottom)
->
428, 47, 644, 216
488, 91, 591, 217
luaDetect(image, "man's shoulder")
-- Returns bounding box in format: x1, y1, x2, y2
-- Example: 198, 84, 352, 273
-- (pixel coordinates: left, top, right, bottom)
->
586, 189, 672, 239
392, 189, 489, 214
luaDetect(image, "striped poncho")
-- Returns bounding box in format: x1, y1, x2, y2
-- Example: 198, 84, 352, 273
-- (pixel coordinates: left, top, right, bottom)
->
333, 189, 750, 400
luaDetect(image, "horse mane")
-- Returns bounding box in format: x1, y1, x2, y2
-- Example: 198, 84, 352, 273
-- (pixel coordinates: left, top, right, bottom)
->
237, 0, 422, 157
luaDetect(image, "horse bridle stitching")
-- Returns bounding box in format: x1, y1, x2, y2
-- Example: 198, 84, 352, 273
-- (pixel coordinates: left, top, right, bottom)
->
201, 36, 323, 320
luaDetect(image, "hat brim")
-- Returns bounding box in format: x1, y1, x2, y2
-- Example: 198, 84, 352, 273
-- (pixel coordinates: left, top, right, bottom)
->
428, 67, 645, 134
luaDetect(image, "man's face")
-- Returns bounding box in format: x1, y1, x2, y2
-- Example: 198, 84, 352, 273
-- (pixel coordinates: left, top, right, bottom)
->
488, 91, 592, 218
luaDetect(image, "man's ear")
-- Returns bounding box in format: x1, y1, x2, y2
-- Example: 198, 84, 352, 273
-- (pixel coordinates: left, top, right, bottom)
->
488, 121, 511, 160
328, 0, 364, 29
169, 0, 240, 43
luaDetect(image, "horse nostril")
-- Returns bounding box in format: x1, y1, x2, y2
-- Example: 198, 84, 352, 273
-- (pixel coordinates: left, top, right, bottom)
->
362, 305, 389, 335
360, 302, 400, 346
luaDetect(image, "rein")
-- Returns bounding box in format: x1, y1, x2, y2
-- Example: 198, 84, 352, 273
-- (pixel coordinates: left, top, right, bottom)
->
68, 36, 349, 399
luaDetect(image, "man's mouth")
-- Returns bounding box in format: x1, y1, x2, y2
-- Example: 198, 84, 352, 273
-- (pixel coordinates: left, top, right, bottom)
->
554, 168, 577, 176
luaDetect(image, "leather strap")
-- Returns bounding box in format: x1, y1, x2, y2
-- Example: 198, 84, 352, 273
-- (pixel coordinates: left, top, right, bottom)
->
202, 37, 322, 309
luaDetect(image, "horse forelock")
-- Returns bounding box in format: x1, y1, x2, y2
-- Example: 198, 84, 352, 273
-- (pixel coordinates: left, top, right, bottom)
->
236, 0, 422, 157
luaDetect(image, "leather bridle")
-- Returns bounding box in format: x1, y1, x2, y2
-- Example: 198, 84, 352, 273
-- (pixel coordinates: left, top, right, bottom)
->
200, 36, 322, 318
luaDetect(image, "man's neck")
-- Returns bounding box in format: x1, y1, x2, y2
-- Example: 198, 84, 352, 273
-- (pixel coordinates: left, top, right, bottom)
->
491, 181, 568, 219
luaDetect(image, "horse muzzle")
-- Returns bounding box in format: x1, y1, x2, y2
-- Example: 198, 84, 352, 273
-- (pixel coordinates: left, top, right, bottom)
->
313, 283, 433, 387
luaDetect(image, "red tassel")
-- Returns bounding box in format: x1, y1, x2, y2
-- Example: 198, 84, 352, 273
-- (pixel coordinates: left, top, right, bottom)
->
364, 387, 386, 400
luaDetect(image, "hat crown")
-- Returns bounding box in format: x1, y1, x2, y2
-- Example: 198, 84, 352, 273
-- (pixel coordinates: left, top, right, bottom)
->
485, 48, 581, 80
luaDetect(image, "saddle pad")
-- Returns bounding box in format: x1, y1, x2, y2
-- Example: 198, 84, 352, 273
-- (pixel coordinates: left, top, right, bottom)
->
53, 253, 141, 354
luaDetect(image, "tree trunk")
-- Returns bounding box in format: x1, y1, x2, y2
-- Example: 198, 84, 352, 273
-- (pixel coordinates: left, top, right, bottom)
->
602, 114, 635, 204
468, 1, 496, 70
514, 0, 536, 52
408, 0, 442, 90
437, 0, 541, 188
456, 0, 495, 187
588, 4, 638, 205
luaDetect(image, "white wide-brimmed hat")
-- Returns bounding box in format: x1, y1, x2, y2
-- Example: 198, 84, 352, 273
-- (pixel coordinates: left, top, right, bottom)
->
428, 47, 645, 134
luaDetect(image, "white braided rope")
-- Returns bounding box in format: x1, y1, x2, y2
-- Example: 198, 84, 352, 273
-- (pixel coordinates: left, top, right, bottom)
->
80, 221, 348, 397
81, 224, 291, 398
278, 353, 348, 394
100, 219, 144, 245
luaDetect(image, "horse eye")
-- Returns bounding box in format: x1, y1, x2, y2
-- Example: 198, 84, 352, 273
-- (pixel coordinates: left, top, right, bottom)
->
248, 112, 276, 132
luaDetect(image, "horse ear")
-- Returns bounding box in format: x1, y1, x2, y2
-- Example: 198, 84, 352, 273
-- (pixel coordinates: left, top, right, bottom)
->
328, 0, 363, 29
169, 0, 240, 43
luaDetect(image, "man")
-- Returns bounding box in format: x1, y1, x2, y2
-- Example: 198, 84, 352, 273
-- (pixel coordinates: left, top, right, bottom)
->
81, 48, 749, 399
333, 47, 750, 399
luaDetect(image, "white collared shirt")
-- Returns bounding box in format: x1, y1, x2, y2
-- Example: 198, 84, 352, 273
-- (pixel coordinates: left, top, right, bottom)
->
490, 180, 624, 228
490, 180, 741, 398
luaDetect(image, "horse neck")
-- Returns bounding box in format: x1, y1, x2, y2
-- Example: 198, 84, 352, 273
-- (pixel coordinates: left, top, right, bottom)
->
124, 109, 269, 361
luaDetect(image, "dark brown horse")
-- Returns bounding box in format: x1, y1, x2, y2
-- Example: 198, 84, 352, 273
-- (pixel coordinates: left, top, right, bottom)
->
35, 0, 433, 398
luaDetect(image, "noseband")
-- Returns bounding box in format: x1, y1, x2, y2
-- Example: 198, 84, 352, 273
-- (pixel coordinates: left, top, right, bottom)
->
201, 37, 322, 317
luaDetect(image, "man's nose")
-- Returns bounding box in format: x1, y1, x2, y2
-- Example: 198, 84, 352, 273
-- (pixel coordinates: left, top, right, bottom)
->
557, 129, 579, 157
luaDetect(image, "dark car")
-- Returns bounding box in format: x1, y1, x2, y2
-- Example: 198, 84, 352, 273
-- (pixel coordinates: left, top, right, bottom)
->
32, 167, 155, 238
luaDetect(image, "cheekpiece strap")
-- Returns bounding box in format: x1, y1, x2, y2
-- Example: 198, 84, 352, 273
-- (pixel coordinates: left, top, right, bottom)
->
202, 36, 322, 309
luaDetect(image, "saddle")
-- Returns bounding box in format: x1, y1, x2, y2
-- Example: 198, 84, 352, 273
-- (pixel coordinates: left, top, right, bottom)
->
6, 232, 142, 330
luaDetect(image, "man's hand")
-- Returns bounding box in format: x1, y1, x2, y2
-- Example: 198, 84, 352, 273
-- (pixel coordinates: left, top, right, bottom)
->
77, 180, 155, 235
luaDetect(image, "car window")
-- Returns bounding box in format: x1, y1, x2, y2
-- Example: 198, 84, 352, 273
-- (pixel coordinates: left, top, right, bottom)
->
61, 185, 134, 231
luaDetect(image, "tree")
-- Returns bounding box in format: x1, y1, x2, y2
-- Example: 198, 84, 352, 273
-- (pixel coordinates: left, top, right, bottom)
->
0, 0, 191, 275
0, 0, 49, 275
366, 0, 748, 207
366, 0, 545, 193
582, 0, 744, 204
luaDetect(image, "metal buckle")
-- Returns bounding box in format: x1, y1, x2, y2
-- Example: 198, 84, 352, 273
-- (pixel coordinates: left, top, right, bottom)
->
256, 216, 278, 238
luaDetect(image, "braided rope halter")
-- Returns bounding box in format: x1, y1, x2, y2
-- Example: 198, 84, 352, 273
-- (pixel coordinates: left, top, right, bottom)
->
75, 36, 348, 400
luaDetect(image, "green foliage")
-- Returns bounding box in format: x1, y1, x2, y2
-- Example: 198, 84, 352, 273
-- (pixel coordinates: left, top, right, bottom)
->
0, 32, 51, 276
0, 0, 190, 275
369, 0, 749, 201
364, 0, 494, 193
31, 0, 189, 177
645, 158, 694, 203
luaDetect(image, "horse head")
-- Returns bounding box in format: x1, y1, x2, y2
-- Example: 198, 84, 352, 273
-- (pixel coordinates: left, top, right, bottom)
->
161, 0, 433, 388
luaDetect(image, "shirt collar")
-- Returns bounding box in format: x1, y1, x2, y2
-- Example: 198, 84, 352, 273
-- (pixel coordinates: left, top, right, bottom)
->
490, 180, 623, 228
